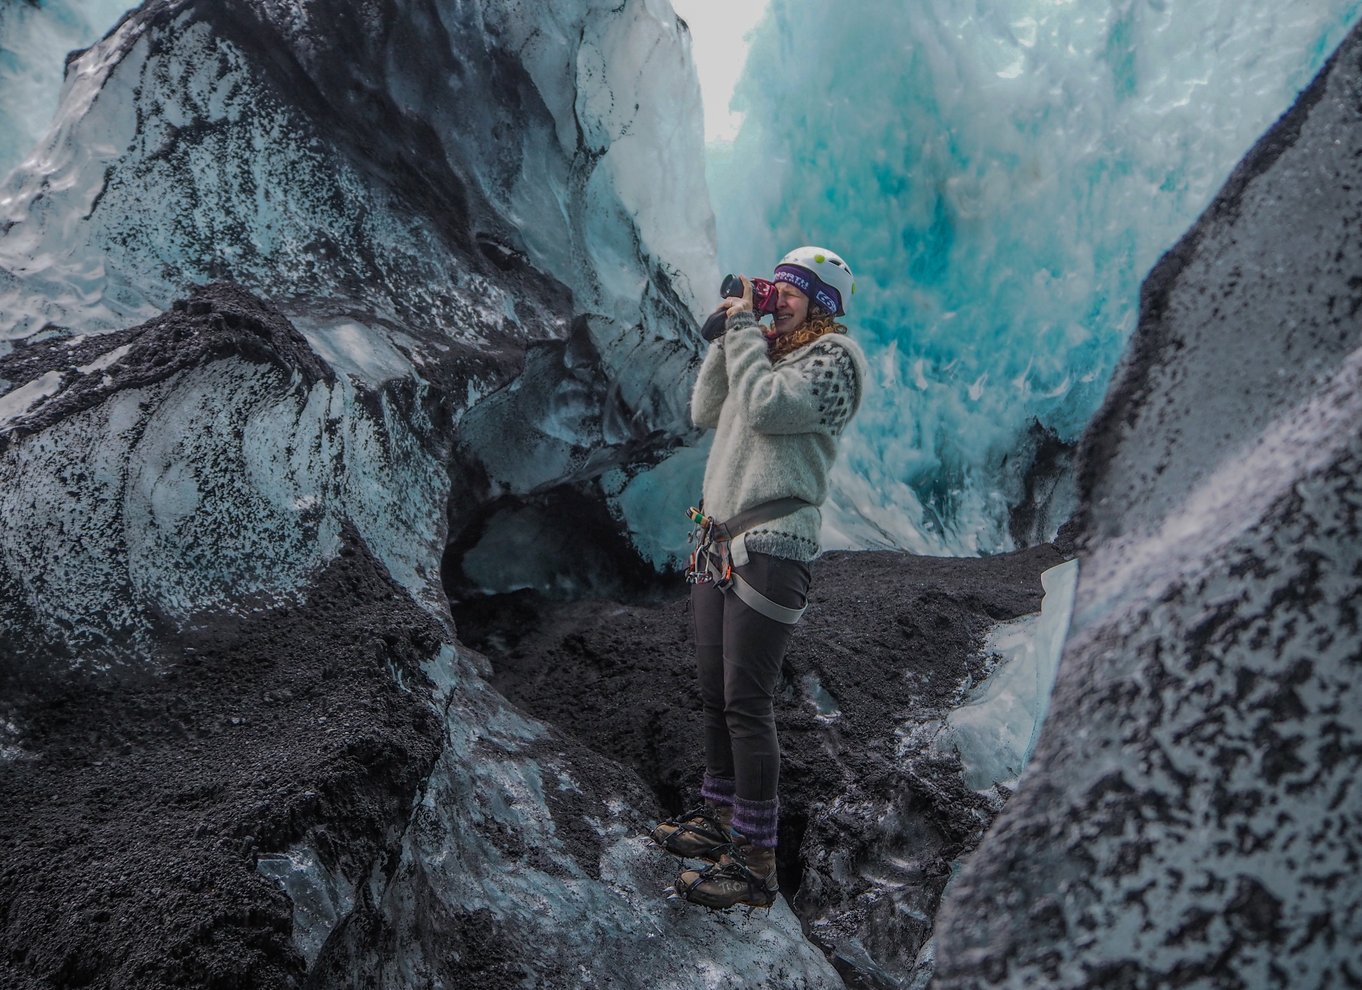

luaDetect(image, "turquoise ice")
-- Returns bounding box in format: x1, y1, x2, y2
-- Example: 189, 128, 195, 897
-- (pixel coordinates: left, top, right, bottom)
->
708, 0, 1362, 554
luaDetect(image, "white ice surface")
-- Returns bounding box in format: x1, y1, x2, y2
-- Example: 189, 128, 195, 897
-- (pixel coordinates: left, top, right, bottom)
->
943, 558, 1079, 791
0, 369, 63, 426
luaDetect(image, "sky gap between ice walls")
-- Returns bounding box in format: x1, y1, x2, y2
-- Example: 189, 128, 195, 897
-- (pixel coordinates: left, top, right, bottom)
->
696, 0, 1362, 556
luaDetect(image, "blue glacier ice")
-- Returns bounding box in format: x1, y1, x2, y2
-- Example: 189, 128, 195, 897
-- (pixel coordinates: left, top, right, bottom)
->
707, 0, 1362, 555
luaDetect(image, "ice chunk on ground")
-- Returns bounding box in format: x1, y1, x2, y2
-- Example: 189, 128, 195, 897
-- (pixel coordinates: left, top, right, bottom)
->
943, 559, 1078, 790
256, 844, 356, 968
0, 370, 63, 426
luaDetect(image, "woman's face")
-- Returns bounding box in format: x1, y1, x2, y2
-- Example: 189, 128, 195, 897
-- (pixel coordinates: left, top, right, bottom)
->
772, 282, 809, 336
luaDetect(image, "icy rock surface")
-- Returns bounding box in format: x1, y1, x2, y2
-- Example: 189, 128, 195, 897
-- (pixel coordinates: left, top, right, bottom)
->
934, 20, 1362, 988
0, 0, 716, 578
0, 284, 449, 668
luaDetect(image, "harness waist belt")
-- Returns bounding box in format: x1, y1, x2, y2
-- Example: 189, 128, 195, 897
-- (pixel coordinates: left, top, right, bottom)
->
715, 496, 816, 540
686, 497, 815, 624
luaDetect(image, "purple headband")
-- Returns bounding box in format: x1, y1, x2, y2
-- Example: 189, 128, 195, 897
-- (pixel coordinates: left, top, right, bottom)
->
773, 264, 842, 315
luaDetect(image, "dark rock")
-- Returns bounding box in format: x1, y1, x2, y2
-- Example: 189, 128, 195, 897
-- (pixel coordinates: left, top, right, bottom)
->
0, 536, 445, 990
1006, 419, 1078, 549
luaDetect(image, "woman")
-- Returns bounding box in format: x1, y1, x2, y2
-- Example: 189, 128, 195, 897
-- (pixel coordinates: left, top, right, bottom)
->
652, 246, 867, 910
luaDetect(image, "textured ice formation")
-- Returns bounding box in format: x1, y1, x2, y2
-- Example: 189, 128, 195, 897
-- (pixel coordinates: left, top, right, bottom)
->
934, 19, 1362, 987
709, 0, 1361, 555
0, 0, 716, 585
0, 285, 450, 668
0, 0, 715, 348
943, 558, 1078, 791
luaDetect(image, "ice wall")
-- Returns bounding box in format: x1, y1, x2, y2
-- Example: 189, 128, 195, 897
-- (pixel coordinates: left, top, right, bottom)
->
710, 0, 1362, 555
0, 0, 135, 178
934, 18, 1362, 986
0, 0, 714, 358
0, 0, 717, 589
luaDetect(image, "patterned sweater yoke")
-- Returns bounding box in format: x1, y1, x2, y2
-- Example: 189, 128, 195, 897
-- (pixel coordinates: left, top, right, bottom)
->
691, 311, 868, 562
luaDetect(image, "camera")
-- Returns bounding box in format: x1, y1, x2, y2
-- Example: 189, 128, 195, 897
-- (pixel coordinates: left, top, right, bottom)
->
722, 273, 780, 315
700, 274, 780, 340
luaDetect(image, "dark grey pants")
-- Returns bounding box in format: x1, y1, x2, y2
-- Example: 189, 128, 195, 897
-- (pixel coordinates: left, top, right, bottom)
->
691, 552, 811, 803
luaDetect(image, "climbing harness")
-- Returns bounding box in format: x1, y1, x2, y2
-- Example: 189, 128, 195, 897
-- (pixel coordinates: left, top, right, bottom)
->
685, 497, 812, 625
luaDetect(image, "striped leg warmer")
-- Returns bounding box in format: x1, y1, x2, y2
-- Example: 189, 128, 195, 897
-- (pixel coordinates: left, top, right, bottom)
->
731, 795, 779, 849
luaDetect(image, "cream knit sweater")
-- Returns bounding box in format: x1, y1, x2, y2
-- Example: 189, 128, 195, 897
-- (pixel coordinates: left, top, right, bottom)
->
691, 309, 867, 563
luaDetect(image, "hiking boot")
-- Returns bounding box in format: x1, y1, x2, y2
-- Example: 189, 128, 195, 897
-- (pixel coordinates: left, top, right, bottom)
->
650, 805, 739, 862
675, 846, 778, 910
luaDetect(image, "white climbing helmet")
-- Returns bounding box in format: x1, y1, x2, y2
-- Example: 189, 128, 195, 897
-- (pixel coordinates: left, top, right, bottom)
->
773, 245, 856, 317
